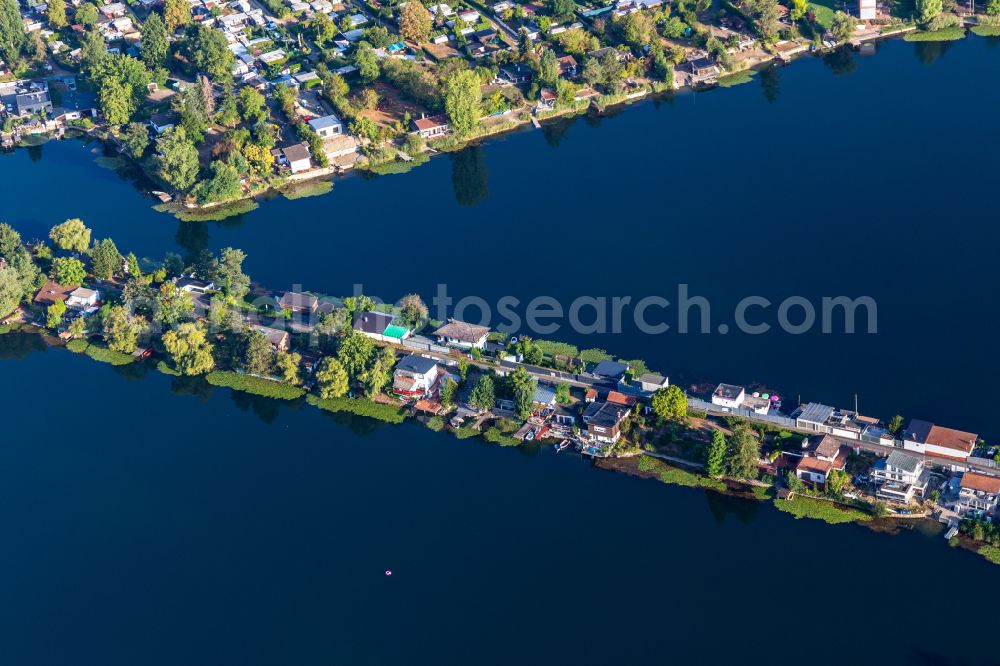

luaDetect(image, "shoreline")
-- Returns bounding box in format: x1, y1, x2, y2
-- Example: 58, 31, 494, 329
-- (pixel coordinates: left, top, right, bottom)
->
1, 27, 956, 222
1, 319, 995, 567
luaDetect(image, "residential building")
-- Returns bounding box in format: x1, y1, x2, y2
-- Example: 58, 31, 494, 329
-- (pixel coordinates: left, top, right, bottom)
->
618, 372, 668, 399
957, 472, 1000, 517
149, 112, 177, 134
902, 419, 977, 462
308, 114, 343, 138
872, 451, 928, 504
281, 143, 312, 174
393, 355, 440, 398
792, 434, 850, 486
176, 277, 215, 294
433, 319, 490, 349
591, 360, 629, 382
65, 287, 100, 311
253, 325, 290, 351
859, 0, 877, 19
711, 383, 745, 409
499, 64, 532, 84
33, 280, 74, 307
279, 292, 319, 315
582, 400, 629, 444
558, 55, 578, 77
353, 311, 410, 343
411, 114, 450, 139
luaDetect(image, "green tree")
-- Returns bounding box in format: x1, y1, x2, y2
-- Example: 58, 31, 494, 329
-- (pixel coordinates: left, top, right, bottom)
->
121, 122, 151, 159
179, 23, 234, 81
92, 54, 152, 126
103, 305, 146, 353
789, 0, 808, 20
705, 429, 727, 477
76, 2, 99, 26
361, 345, 396, 396
0, 223, 21, 260
537, 47, 559, 87
276, 350, 302, 385
440, 376, 458, 405
726, 424, 760, 480
444, 69, 481, 137
469, 374, 496, 412
311, 11, 336, 44
46, 299, 67, 329
555, 382, 570, 404
651, 385, 687, 422
154, 281, 194, 325
0, 264, 22, 318
827, 468, 849, 495
243, 329, 274, 375
989, 0, 1000, 15
47, 0, 67, 28
214, 247, 250, 300
507, 365, 536, 420
67, 315, 87, 339
887, 414, 904, 434
154, 127, 200, 192
916, 0, 942, 23
399, 0, 432, 42
90, 238, 122, 281
194, 160, 242, 204
397, 293, 428, 329
52, 257, 86, 286
163, 0, 191, 33
238, 86, 268, 124
140, 12, 168, 69
316, 357, 350, 398
352, 41, 380, 84
337, 329, 375, 381
830, 11, 856, 43
49, 218, 91, 253
162, 322, 216, 375
80, 27, 106, 73
0, 0, 26, 67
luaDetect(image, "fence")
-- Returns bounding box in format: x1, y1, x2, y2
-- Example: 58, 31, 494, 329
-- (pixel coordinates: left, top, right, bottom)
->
401, 338, 452, 355
497, 359, 614, 389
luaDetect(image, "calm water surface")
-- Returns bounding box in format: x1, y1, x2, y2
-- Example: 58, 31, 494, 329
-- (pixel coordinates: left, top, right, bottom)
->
1, 338, 997, 665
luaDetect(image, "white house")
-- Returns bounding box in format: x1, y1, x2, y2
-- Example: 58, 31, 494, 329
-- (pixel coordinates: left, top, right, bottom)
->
859, 0, 877, 20
65, 287, 100, 311
957, 472, 1000, 517
176, 276, 215, 294
902, 419, 977, 462
711, 383, 745, 410
872, 451, 928, 504
392, 355, 439, 398
308, 113, 343, 138
281, 143, 312, 174
353, 311, 411, 343
432, 319, 490, 350
793, 435, 848, 486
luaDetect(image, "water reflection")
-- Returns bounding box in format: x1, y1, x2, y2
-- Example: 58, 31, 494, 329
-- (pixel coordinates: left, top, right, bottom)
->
110, 359, 153, 381
230, 389, 283, 424
759, 66, 781, 103
169, 374, 215, 401
26, 144, 43, 162
450, 147, 489, 207
541, 117, 574, 148
913, 39, 955, 66
822, 47, 858, 77
705, 491, 761, 525
0, 331, 46, 360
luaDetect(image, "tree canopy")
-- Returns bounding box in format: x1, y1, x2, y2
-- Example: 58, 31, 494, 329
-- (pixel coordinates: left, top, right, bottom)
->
163, 322, 216, 375
444, 69, 481, 137
49, 219, 92, 253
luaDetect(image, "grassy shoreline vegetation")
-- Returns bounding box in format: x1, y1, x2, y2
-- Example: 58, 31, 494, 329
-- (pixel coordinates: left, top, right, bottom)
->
205, 371, 306, 400
774, 496, 873, 525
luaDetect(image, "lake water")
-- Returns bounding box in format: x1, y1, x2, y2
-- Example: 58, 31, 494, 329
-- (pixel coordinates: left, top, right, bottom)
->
3, 37, 1000, 437
1, 338, 998, 665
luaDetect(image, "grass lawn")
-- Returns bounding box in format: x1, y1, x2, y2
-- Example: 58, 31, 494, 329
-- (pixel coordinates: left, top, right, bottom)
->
481, 426, 520, 447
971, 25, 1000, 36
65, 338, 89, 353
306, 394, 408, 423
718, 70, 755, 88
809, 0, 836, 29
978, 545, 1000, 565
774, 495, 871, 524
207, 371, 305, 400
156, 360, 182, 376
84, 343, 135, 366
637, 456, 726, 491
904, 27, 966, 41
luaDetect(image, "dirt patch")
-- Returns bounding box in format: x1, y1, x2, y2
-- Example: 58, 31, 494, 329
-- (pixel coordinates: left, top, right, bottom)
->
357, 82, 430, 128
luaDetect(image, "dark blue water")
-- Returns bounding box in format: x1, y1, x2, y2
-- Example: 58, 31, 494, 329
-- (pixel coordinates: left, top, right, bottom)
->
3, 36, 999, 441
1, 338, 996, 665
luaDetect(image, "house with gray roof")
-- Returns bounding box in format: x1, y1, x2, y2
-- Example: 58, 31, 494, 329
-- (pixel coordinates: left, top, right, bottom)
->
872, 451, 928, 504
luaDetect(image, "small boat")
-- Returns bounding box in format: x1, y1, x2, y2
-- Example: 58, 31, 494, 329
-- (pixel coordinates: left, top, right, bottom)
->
525, 430, 535, 441
554, 439, 571, 452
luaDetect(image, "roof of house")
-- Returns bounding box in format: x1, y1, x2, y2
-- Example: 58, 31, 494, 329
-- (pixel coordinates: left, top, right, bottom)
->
961, 472, 1000, 494
282, 142, 311, 163
637, 373, 668, 387
713, 383, 744, 400
885, 450, 922, 474
591, 360, 628, 379
396, 355, 438, 375
280, 291, 318, 310
584, 400, 629, 428
606, 391, 636, 407
253, 325, 290, 347
413, 114, 449, 131
797, 402, 835, 424
69, 287, 98, 300
308, 114, 342, 131
433, 319, 489, 343
353, 311, 395, 335
796, 456, 835, 476
533, 384, 556, 405
33, 280, 74, 306
811, 434, 841, 459
926, 424, 977, 453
